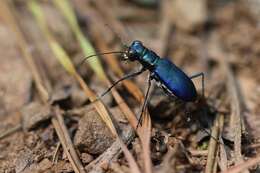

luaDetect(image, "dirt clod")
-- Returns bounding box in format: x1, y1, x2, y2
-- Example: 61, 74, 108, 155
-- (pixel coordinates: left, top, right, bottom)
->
74, 106, 115, 155
21, 102, 52, 130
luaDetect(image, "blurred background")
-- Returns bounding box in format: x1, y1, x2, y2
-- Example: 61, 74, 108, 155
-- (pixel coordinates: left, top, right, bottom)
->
0, 0, 260, 172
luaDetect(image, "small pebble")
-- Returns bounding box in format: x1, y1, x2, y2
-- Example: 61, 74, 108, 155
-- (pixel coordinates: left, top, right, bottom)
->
74, 106, 115, 155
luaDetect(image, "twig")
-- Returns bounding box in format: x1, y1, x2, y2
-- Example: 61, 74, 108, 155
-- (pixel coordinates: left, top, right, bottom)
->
179, 140, 194, 165
188, 149, 208, 156
50, 1, 142, 172
0, 124, 22, 140
159, 144, 180, 173
218, 114, 228, 171
93, 0, 130, 44
0, 1, 49, 102
74, 2, 153, 173
1, 2, 86, 172
224, 59, 244, 163
138, 110, 152, 173
205, 114, 220, 173
208, 35, 249, 172
51, 117, 82, 173
52, 142, 61, 163
222, 156, 260, 173
157, 0, 172, 56
54, 107, 86, 172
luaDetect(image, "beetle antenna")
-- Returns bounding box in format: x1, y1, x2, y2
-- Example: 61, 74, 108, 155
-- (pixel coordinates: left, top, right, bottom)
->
80, 51, 125, 66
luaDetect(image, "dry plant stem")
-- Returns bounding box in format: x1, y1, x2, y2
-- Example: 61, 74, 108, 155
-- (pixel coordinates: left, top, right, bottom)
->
52, 142, 61, 163
159, 143, 180, 173
138, 110, 152, 173
102, 76, 152, 173
222, 156, 260, 173
72, 2, 153, 173
218, 114, 228, 171
29, 0, 117, 135
74, 0, 143, 101
78, 0, 144, 102
0, 124, 22, 140
157, 0, 172, 56
93, 0, 130, 43
223, 61, 244, 163
52, 0, 123, 136
74, 74, 118, 136
1, 2, 86, 173
118, 138, 142, 173
212, 38, 248, 172
105, 80, 138, 127
179, 140, 194, 165
46, 1, 142, 172
188, 149, 208, 156
79, 0, 152, 126
116, 7, 156, 21
54, 107, 86, 173
51, 118, 83, 173
89, 21, 153, 173
0, 1, 49, 103
205, 114, 221, 173
90, 26, 144, 102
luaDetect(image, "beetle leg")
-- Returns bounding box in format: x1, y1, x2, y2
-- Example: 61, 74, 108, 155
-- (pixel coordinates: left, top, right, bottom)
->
136, 73, 153, 128
99, 67, 146, 98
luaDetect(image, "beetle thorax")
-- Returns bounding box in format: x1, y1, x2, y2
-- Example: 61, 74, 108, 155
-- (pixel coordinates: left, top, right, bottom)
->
126, 40, 160, 69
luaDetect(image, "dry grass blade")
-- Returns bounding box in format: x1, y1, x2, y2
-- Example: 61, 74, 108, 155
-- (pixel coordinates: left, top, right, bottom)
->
51, 117, 83, 173
84, 20, 144, 103
55, 0, 141, 133
222, 156, 260, 173
209, 36, 249, 172
28, 0, 117, 136
80, 1, 153, 172
0, 1, 85, 173
159, 144, 180, 173
88, 0, 144, 102
53, 0, 105, 79
218, 114, 228, 171
30, 0, 141, 172
157, 0, 172, 56
138, 110, 152, 173
56, 1, 153, 172
54, 107, 86, 173
118, 138, 142, 173
0, 123, 22, 140
224, 61, 244, 163
0, 1, 49, 102
205, 114, 221, 173
93, 0, 130, 44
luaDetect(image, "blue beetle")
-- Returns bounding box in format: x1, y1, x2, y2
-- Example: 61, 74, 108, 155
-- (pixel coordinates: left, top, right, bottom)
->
83, 40, 204, 126
96, 40, 205, 126
123, 40, 202, 102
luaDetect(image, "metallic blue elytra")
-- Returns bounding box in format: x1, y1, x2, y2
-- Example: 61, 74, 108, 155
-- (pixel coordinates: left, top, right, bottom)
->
124, 40, 197, 102
153, 59, 197, 101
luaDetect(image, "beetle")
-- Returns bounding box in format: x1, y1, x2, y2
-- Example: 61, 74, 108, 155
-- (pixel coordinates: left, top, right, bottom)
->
83, 40, 204, 126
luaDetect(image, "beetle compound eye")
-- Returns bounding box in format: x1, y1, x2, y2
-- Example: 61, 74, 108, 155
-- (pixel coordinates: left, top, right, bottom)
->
127, 49, 137, 60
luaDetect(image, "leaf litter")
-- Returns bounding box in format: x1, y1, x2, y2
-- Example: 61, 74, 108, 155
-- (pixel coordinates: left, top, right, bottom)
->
0, 0, 260, 173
